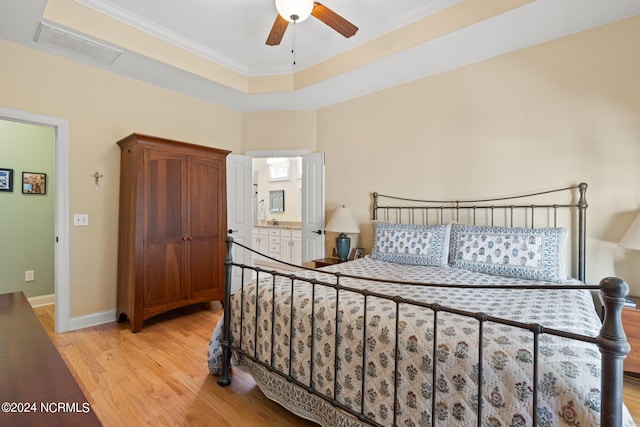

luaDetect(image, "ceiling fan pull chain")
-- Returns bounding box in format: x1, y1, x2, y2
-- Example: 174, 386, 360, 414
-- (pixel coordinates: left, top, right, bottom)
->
291, 20, 297, 66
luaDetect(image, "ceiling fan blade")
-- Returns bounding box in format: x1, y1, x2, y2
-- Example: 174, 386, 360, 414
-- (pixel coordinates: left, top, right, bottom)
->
311, 2, 358, 38
266, 14, 289, 46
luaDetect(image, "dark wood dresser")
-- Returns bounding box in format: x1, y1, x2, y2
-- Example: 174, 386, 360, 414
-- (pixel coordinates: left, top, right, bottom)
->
622, 296, 640, 374
312, 257, 346, 268
0, 292, 101, 426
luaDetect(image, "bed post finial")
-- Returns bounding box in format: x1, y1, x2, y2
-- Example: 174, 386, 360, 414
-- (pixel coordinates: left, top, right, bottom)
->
597, 276, 630, 426
217, 236, 234, 387
577, 183, 588, 282
372, 192, 379, 221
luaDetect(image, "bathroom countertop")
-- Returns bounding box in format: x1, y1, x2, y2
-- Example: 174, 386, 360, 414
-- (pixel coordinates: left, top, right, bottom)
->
254, 221, 301, 229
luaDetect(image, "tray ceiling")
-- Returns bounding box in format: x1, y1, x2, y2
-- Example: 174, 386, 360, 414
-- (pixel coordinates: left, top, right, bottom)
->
1, 0, 639, 111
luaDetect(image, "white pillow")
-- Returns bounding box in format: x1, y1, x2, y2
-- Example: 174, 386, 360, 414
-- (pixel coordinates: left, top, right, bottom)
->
370, 222, 451, 267
448, 224, 568, 282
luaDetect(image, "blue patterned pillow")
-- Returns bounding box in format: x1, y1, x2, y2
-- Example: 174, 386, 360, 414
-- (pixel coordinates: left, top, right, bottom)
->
371, 222, 451, 266
448, 224, 568, 282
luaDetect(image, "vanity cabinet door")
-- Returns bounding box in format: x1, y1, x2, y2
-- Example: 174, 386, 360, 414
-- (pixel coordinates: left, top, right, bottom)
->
290, 230, 302, 265
279, 229, 292, 263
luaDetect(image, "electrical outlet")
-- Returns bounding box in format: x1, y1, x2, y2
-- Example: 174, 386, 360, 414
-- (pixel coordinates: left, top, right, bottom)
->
25, 270, 34, 282
73, 214, 89, 226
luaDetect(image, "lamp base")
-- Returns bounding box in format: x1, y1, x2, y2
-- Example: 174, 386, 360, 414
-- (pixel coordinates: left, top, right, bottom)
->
335, 233, 351, 262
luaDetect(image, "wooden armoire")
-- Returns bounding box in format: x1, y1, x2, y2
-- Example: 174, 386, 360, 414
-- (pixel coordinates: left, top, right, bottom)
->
116, 133, 230, 332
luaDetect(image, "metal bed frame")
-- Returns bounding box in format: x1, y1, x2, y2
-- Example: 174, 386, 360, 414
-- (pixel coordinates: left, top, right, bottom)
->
217, 183, 631, 426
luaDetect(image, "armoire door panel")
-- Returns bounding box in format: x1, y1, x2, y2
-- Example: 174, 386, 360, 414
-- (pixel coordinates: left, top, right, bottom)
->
188, 157, 223, 238
145, 242, 186, 307
146, 151, 185, 242
188, 240, 223, 299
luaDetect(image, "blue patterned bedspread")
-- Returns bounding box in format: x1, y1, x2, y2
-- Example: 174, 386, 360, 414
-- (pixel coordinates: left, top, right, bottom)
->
209, 257, 635, 427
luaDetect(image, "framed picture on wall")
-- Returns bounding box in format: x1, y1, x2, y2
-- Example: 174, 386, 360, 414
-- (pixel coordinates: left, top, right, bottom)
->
0, 168, 13, 192
22, 172, 46, 195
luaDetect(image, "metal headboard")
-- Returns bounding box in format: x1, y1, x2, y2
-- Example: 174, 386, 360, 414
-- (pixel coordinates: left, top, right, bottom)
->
372, 183, 588, 282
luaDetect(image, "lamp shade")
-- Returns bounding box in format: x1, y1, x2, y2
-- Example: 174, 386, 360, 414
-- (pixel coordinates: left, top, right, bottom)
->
325, 206, 359, 234
275, 0, 314, 22
621, 213, 640, 250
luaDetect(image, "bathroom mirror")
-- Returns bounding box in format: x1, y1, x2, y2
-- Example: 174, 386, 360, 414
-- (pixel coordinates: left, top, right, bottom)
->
269, 190, 284, 212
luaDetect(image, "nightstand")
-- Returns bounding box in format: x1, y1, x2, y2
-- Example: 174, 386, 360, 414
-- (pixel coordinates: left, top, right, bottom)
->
622, 296, 640, 374
312, 258, 346, 268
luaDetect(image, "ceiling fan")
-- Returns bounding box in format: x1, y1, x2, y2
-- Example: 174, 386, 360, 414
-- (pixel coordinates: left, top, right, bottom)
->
266, 0, 358, 46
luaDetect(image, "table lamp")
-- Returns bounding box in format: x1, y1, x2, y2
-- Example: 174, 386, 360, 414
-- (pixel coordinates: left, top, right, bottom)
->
325, 205, 359, 261
621, 213, 640, 251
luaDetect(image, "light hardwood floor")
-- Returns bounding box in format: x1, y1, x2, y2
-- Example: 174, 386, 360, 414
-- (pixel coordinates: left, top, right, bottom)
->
34, 303, 317, 426
35, 303, 640, 426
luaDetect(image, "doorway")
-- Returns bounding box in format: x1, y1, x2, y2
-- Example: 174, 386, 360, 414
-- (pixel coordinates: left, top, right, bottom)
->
0, 107, 70, 333
246, 150, 325, 265
252, 156, 303, 268
227, 150, 325, 286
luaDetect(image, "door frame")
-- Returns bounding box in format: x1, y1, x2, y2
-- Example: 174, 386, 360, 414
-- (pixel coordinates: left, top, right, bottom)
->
0, 107, 70, 333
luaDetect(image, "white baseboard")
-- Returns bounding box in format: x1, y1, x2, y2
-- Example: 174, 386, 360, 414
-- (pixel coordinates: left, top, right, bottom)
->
69, 309, 117, 331
28, 294, 55, 307
27, 294, 116, 331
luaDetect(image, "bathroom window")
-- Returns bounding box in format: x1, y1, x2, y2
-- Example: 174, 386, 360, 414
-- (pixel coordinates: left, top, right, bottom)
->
268, 158, 290, 181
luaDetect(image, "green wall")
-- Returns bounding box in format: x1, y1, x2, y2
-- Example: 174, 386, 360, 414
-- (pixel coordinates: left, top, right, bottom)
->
0, 120, 54, 297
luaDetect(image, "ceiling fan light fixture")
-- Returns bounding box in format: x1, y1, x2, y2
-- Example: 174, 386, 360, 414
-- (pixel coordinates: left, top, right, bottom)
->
275, 0, 314, 23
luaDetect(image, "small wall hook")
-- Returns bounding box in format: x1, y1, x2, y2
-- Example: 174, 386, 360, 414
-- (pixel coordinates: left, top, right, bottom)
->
90, 171, 103, 190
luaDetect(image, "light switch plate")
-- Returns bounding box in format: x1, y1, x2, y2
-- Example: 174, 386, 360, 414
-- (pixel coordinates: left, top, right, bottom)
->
73, 214, 89, 226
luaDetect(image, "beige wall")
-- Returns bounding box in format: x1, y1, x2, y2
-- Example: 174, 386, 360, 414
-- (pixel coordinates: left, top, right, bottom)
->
241, 111, 317, 152
314, 15, 640, 291
0, 39, 242, 317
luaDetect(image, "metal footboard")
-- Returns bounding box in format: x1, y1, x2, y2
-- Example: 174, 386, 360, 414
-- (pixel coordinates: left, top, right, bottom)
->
217, 239, 630, 426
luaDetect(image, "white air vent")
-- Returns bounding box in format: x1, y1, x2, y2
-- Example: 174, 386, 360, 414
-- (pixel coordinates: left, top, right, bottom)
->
34, 22, 122, 66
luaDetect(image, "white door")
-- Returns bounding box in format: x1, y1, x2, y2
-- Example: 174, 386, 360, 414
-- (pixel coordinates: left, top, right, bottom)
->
226, 154, 253, 293
301, 152, 325, 262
